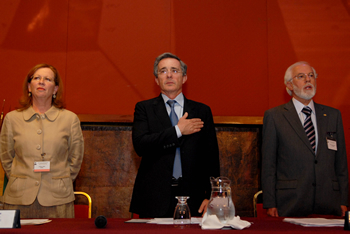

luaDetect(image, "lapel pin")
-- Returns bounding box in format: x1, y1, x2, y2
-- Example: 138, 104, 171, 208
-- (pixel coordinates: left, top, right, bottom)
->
324, 114, 327, 116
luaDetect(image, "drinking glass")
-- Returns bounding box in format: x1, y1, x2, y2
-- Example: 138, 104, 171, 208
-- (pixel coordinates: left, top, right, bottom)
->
173, 196, 191, 225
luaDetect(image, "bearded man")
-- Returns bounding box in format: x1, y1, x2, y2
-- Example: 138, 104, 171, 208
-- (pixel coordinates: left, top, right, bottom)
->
261, 61, 348, 217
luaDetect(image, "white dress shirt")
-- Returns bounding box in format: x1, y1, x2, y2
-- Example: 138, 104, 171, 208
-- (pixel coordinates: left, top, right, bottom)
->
161, 93, 184, 138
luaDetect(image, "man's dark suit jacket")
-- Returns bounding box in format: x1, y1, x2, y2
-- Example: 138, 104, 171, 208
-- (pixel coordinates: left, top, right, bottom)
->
262, 100, 348, 217
129, 95, 220, 218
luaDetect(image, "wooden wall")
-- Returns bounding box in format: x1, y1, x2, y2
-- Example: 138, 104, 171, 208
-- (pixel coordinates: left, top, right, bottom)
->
75, 118, 262, 218
0, 1, 349, 136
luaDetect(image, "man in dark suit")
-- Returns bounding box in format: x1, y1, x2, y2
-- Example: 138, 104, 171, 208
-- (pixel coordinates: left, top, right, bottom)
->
129, 52, 220, 218
262, 61, 348, 217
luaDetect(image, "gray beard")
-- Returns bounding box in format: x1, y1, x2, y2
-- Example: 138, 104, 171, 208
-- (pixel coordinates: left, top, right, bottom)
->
293, 83, 316, 100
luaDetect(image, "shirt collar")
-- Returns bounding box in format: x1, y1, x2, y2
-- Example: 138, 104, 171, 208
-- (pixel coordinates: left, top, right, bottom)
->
161, 93, 184, 108
292, 98, 315, 115
23, 106, 60, 122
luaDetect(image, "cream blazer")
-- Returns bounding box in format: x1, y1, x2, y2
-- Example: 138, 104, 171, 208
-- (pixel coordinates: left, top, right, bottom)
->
0, 106, 84, 206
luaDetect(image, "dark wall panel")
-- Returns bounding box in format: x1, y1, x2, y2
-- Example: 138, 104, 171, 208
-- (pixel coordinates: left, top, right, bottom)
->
76, 124, 261, 218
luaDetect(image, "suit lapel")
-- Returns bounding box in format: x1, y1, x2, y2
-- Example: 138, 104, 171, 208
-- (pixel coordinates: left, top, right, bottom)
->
180, 96, 197, 145
314, 102, 326, 157
183, 96, 196, 119
152, 94, 172, 128
283, 100, 315, 155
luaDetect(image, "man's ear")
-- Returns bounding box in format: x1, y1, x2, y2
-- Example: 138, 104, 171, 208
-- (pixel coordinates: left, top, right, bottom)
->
182, 75, 187, 84
286, 81, 293, 92
155, 77, 160, 86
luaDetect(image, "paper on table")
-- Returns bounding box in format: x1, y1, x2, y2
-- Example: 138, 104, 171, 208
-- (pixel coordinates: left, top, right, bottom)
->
125, 219, 151, 223
147, 217, 202, 224
21, 219, 52, 225
283, 218, 344, 227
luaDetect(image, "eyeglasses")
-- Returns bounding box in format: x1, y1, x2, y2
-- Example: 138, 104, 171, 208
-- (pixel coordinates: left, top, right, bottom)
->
292, 72, 317, 81
31, 76, 54, 83
158, 68, 182, 76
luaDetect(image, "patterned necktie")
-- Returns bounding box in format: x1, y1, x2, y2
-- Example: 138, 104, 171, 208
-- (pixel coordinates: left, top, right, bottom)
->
302, 106, 316, 152
167, 100, 182, 179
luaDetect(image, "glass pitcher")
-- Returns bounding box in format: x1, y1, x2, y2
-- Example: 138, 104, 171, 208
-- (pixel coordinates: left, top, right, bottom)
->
207, 177, 235, 224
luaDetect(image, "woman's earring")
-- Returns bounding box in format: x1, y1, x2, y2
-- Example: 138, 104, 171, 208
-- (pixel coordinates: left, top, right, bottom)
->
53, 94, 56, 99
28, 92, 32, 97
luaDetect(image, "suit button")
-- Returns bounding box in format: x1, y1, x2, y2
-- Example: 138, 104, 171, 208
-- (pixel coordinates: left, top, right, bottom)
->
314, 160, 318, 164
35, 181, 40, 186
36, 145, 41, 150
37, 129, 42, 134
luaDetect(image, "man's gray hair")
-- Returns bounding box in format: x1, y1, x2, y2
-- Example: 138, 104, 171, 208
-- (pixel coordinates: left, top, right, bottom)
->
153, 52, 187, 78
284, 61, 317, 96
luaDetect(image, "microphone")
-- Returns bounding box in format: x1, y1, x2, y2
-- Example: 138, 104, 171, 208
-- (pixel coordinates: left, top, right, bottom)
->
95, 215, 107, 228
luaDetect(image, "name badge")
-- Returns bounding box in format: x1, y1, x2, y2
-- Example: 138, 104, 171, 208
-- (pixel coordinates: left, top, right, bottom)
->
34, 161, 50, 172
327, 138, 337, 151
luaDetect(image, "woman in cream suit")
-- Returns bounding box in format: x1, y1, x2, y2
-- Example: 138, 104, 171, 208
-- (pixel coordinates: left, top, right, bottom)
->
0, 64, 84, 218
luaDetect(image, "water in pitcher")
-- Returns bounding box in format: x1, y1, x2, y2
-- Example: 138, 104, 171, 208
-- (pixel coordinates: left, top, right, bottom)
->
207, 177, 235, 224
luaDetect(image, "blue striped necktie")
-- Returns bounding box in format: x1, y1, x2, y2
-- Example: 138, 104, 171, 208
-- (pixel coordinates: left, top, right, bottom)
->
167, 100, 182, 179
302, 106, 316, 152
